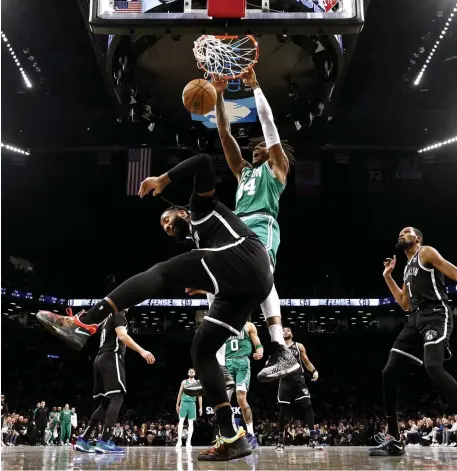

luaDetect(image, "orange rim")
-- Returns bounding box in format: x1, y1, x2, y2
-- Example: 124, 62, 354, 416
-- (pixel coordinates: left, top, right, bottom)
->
196, 34, 259, 80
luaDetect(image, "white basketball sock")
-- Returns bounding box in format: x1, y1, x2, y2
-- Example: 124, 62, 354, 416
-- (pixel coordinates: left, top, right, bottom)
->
176, 417, 185, 446
269, 324, 285, 346
187, 420, 194, 446
246, 422, 254, 435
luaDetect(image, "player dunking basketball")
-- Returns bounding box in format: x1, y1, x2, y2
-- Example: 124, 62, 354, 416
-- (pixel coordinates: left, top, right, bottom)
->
212, 69, 299, 382
276, 327, 318, 452
370, 227, 457, 456
175, 368, 202, 449
38, 152, 273, 461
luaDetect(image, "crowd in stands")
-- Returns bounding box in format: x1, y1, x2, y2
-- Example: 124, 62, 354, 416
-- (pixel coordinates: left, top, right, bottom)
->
3, 392, 457, 448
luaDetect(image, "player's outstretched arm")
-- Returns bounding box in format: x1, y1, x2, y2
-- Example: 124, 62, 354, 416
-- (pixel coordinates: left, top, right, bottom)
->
242, 70, 289, 184
176, 381, 184, 415
297, 343, 318, 381
138, 153, 215, 199
115, 326, 155, 364
212, 77, 249, 181
420, 246, 457, 282
383, 255, 410, 311
247, 322, 264, 360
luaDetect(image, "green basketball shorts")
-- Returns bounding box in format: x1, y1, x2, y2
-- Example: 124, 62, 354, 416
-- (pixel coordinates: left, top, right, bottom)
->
226, 357, 251, 392
179, 402, 196, 420
239, 214, 280, 268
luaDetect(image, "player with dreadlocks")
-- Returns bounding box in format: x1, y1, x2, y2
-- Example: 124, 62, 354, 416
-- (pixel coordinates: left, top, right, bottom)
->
183, 71, 298, 418
212, 69, 299, 384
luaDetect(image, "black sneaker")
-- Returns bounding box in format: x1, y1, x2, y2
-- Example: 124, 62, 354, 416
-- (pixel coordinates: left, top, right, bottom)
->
369, 434, 405, 456
37, 310, 95, 351
275, 442, 285, 452
197, 427, 252, 461
257, 342, 300, 382
184, 365, 235, 397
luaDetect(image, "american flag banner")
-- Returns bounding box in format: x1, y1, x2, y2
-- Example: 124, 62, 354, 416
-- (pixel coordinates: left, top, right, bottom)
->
114, 1, 142, 13
126, 148, 151, 196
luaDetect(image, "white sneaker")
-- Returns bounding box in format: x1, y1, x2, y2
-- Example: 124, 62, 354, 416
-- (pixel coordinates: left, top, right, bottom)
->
175, 442, 181, 449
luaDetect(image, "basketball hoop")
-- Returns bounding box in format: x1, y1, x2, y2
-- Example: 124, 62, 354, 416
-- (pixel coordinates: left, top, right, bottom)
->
193, 35, 259, 80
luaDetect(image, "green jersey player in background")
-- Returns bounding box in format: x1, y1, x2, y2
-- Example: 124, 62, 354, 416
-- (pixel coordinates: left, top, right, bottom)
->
175, 368, 202, 449
213, 69, 299, 381
223, 322, 263, 449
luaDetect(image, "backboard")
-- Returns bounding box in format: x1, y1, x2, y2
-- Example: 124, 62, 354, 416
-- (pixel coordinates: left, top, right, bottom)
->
90, 0, 364, 36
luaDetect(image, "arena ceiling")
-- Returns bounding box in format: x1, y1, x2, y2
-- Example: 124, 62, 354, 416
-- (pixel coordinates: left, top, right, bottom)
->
1, 0, 456, 150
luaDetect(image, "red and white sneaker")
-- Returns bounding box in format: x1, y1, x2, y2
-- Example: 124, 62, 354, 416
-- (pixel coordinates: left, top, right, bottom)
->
37, 308, 98, 350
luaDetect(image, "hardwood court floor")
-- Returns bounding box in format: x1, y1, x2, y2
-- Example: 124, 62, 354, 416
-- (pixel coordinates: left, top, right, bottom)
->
1, 445, 456, 470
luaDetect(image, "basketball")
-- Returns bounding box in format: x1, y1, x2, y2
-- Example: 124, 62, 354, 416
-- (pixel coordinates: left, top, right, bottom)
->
182, 79, 217, 115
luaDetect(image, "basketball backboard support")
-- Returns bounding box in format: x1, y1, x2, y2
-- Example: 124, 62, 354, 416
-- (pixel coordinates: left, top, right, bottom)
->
90, 0, 364, 36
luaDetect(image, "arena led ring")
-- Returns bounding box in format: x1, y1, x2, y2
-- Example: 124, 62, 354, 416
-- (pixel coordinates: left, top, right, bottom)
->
414, 4, 457, 86
1, 31, 32, 89
417, 135, 457, 153
1, 142, 31, 155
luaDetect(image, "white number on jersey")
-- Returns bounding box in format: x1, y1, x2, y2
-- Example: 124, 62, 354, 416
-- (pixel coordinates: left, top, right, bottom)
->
237, 178, 256, 201
230, 339, 239, 351
407, 281, 412, 298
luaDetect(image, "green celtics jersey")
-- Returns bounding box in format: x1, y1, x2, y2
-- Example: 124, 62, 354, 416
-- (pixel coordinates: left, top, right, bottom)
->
235, 162, 285, 219
181, 379, 197, 403
225, 325, 252, 359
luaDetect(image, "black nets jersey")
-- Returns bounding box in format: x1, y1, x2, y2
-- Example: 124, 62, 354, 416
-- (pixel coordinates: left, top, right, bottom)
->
403, 247, 448, 311
286, 342, 305, 375
189, 193, 258, 250
97, 311, 128, 359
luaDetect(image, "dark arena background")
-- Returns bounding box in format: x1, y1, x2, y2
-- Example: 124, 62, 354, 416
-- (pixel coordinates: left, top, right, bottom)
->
1, 0, 457, 470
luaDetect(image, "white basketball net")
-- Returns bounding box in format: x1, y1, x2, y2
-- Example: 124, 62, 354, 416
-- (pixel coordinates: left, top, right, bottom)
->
193, 35, 258, 79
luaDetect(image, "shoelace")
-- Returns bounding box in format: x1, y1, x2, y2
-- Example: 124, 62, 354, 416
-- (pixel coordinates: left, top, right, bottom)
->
373, 433, 391, 447
211, 435, 224, 449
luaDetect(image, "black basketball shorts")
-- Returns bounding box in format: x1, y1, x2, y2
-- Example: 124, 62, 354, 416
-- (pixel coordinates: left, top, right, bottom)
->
93, 351, 127, 398
391, 302, 453, 365
277, 374, 311, 404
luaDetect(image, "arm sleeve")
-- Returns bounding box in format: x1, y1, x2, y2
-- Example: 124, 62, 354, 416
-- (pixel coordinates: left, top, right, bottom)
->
167, 153, 215, 194
254, 88, 281, 149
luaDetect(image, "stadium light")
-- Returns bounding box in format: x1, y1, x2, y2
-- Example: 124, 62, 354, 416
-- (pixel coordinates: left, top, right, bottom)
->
414, 3, 457, 86
1, 31, 32, 88
1, 142, 31, 155
417, 135, 457, 153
